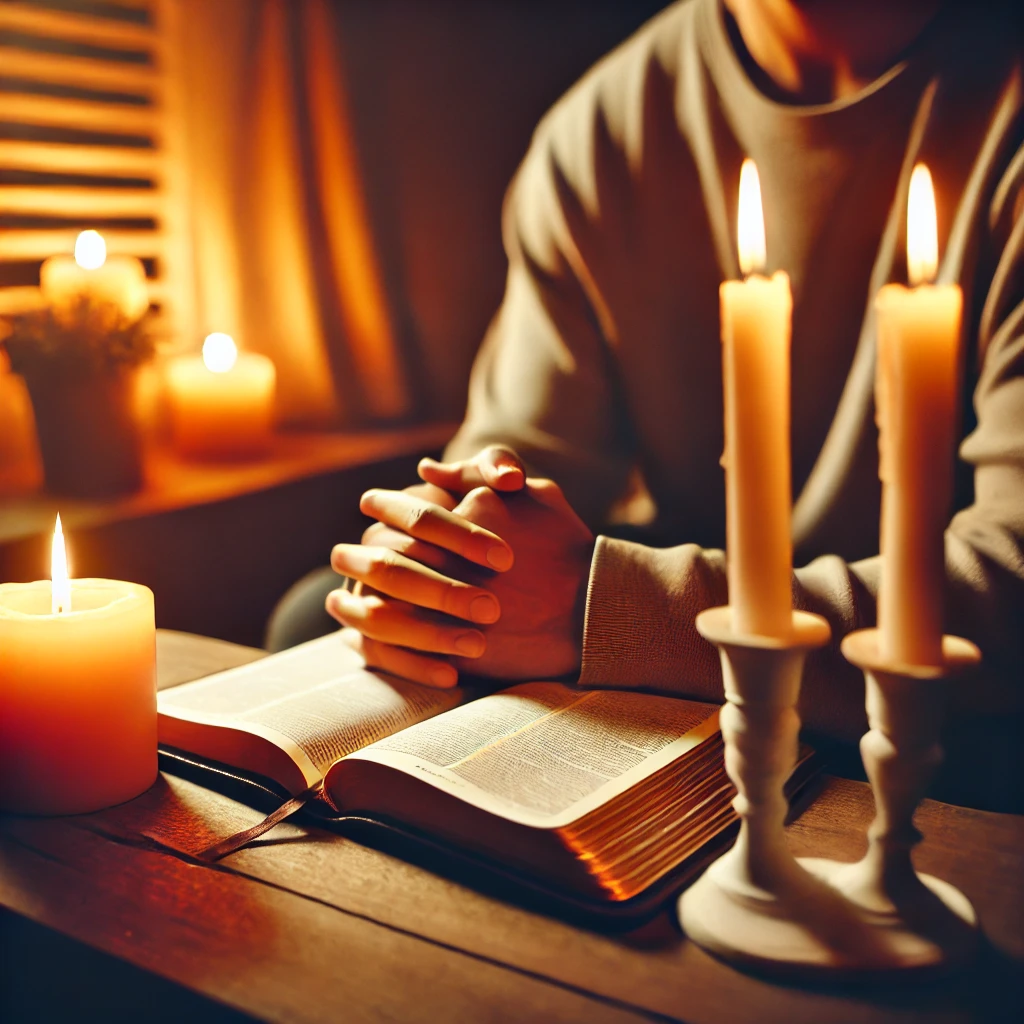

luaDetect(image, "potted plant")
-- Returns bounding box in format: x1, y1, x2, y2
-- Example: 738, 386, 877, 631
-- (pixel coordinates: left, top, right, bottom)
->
1, 298, 155, 497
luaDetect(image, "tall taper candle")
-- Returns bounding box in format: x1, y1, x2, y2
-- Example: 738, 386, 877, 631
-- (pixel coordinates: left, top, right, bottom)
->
720, 159, 793, 638
874, 164, 961, 666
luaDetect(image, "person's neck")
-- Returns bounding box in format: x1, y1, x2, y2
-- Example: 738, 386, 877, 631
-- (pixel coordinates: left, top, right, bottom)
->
723, 0, 944, 104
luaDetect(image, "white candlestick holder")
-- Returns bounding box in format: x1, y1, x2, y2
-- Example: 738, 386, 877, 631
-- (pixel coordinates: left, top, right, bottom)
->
679, 605, 897, 974
799, 627, 982, 971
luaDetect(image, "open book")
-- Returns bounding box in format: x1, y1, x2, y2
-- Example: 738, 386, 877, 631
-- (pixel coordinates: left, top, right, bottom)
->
158, 633, 812, 909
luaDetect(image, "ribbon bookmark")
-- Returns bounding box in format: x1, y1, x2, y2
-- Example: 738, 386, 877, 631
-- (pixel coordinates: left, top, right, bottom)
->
195, 782, 323, 863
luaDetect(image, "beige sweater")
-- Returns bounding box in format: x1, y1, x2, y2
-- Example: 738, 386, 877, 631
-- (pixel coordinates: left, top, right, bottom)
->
446, 0, 1024, 742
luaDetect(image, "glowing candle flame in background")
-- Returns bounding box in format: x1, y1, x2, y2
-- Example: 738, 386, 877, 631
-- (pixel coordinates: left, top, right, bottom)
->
74, 230, 107, 271
51, 513, 71, 615
737, 158, 767, 277
907, 163, 939, 287
203, 332, 239, 374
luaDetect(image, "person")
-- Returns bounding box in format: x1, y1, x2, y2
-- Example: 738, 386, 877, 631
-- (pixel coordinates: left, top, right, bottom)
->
272, 0, 1024, 768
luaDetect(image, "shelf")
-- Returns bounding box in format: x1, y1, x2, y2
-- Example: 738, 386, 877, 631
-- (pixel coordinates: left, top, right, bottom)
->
0, 423, 456, 545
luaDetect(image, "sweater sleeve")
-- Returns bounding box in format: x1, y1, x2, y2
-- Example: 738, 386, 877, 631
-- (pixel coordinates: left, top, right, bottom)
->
579, 538, 879, 742
943, 137, 1024, 709
580, 141, 1024, 744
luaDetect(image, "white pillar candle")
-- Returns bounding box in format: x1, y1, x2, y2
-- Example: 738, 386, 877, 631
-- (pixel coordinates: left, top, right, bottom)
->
720, 159, 793, 638
166, 333, 277, 459
875, 164, 961, 666
0, 518, 157, 815
40, 230, 149, 324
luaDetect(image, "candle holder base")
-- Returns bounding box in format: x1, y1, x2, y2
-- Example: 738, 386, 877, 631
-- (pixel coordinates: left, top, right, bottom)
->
677, 607, 890, 976
679, 845, 900, 976
797, 858, 977, 971
791, 628, 983, 972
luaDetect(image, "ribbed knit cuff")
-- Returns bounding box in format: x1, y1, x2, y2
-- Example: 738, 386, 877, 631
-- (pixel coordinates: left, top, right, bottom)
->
579, 536, 728, 699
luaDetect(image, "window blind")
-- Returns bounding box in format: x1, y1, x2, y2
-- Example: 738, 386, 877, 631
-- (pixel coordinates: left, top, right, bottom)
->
0, 0, 193, 343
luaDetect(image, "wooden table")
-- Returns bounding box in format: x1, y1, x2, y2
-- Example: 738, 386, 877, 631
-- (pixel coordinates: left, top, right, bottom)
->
1, 632, 1022, 1023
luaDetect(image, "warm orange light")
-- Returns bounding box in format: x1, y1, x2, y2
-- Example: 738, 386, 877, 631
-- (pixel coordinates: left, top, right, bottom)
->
907, 163, 939, 287
203, 333, 238, 374
74, 230, 106, 271
51, 513, 71, 615
737, 158, 767, 277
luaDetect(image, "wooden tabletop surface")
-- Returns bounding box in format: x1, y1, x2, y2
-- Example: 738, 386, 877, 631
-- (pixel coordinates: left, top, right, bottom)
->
1, 631, 1022, 1023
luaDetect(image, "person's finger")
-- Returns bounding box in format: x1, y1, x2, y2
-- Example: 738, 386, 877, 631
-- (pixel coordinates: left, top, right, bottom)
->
331, 544, 500, 624
418, 445, 526, 494
327, 588, 488, 658
359, 489, 514, 571
361, 522, 453, 573
403, 480, 459, 511
452, 483, 506, 523
340, 628, 457, 688
476, 445, 527, 490
525, 477, 593, 536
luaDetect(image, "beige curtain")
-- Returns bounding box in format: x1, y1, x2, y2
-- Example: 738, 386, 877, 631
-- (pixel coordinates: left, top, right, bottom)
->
172, 0, 410, 427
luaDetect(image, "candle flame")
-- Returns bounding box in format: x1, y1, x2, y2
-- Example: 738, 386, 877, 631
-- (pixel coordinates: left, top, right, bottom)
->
737, 158, 767, 277
74, 230, 107, 271
907, 163, 938, 287
51, 513, 71, 615
203, 332, 238, 374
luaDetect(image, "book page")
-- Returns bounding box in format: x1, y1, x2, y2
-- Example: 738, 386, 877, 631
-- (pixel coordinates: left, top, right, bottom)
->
158, 633, 465, 785
341, 683, 719, 828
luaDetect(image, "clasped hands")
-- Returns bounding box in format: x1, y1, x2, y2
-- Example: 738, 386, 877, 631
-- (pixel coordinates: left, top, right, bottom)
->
326, 447, 595, 688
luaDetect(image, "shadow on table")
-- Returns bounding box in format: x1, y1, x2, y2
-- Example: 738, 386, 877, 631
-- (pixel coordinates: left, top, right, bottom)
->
0, 908, 257, 1024
661, 927, 1024, 1022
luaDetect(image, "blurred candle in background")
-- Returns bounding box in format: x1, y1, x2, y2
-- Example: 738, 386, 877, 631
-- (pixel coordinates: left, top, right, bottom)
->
0, 516, 157, 816
0, 351, 42, 494
719, 159, 794, 639
166, 333, 277, 459
40, 230, 149, 324
875, 164, 961, 666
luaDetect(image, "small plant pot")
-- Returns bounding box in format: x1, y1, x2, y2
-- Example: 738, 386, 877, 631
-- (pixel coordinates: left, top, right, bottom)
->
24, 369, 144, 497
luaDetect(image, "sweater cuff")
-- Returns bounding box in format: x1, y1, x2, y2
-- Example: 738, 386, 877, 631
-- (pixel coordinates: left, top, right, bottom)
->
579, 536, 727, 699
